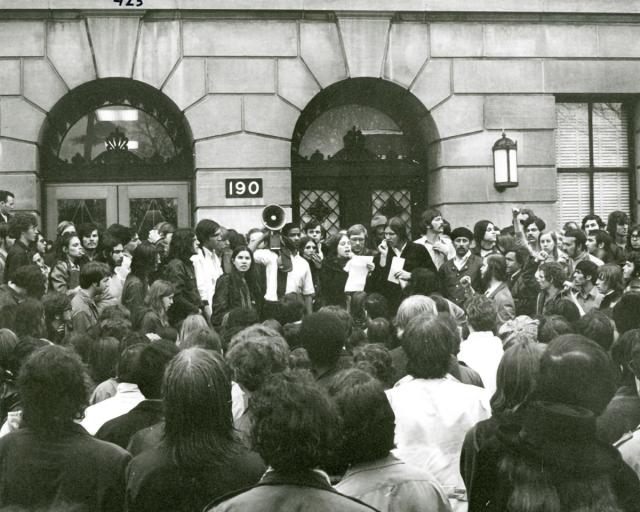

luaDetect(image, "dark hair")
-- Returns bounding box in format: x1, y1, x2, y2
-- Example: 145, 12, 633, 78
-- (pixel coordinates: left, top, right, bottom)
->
491, 341, 545, 416
626, 252, 640, 280
303, 219, 320, 232
221, 307, 260, 349
163, 348, 237, 467
167, 228, 196, 264
352, 343, 395, 388
278, 293, 305, 325
42, 292, 71, 327
613, 292, 640, 335
366, 317, 393, 348
590, 229, 611, 249
574, 310, 614, 351
130, 241, 158, 279
546, 298, 580, 324
0, 190, 14, 203
76, 222, 99, 244
79, 261, 110, 289
7, 213, 36, 240
563, 228, 587, 251
364, 293, 389, 320
535, 334, 616, 414
402, 315, 453, 379
485, 254, 508, 283
611, 329, 640, 387
300, 312, 346, 367
53, 232, 80, 262
581, 214, 605, 232
420, 207, 442, 233
281, 222, 299, 237
539, 262, 566, 289
86, 337, 120, 384
106, 223, 133, 246
251, 370, 340, 472
195, 218, 221, 245
19, 345, 88, 435
386, 217, 409, 243
473, 219, 495, 247
115, 343, 148, 385
406, 267, 440, 296
538, 315, 574, 344
14, 298, 45, 338
97, 231, 123, 269
523, 216, 546, 233
574, 260, 599, 284
226, 332, 289, 392
99, 304, 131, 322
328, 368, 395, 466
66, 332, 92, 363
0, 329, 18, 372
134, 341, 179, 399
11, 264, 46, 299
466, 295, 498, 332
606, 210, 629, 240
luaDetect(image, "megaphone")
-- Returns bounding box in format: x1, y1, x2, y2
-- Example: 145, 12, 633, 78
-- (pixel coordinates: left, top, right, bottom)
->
261, 204, 286, 250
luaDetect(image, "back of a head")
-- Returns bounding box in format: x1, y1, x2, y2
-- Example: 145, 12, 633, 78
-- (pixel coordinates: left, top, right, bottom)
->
538, 315, 574, 344
226, 332, 289, 393
395, 295, 437, 336
178, 314, 209, 342
14, 298, 45, 338
79, 261, 110, 290
466, 295, 498, 332
407, 268, 440, 296
575, 310, 614, 351
86, 336, 119, 384
318, 305, 352, 338
136, 342, 179, 399
546, 298, 581, 325
12, 264, 46, 299
116, 343, 147, 384
300, 311, 346, 368
327, 368, 395, 466
402, 314, 454, 380
364, 293, 389, 320
0, 328, 18, 372
221, 307, 260, 349
352, 343, 395, 388
613, 292, 640, 335
181, 327, 222, 353
250, 370, 340, 472
491, 341, 545, 416
366, 317, 393, 347
19, 345, 87, 434
535, 334, 616, 415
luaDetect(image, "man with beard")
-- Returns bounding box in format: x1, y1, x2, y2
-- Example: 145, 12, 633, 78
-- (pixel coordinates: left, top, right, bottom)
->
414, 208, 454, 271
479, 254, 515, 329
77, 223, 100, 263
439, 227, 482, 307
563, 228, 603, 276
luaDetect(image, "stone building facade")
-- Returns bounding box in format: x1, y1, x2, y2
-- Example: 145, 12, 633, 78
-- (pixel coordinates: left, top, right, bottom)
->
1, 0, 640, 237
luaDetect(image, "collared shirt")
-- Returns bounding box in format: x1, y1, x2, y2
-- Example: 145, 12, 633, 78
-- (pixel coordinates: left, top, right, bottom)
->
453, 251, 471, 271
81, 382, 145, 435
192, 246, 224, 304
285, 254, 315, 296
336, 454, 451, 512
458, 331, 504, 397
414, 234, 455, 270
568, 251, 604, 276
385, 375, 491, 494
575, 285, 603, 314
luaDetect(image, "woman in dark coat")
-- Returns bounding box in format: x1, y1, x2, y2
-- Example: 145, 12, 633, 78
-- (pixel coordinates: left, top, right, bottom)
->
369, 217, 436, 313
318, 232, 351, 309
164, 228, 202, 327
210, 246, 263, 327
122, 242, 158, 323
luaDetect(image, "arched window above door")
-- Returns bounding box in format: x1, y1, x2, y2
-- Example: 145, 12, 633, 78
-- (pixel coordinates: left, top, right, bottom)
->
41, 78, 193, 183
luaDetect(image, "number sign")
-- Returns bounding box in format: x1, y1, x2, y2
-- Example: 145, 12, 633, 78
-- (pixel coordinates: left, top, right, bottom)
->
226, 179, 263, 198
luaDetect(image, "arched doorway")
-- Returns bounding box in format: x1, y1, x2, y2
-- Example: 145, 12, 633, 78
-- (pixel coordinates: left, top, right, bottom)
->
291, 78, 434, 238
40, 78, 194, 238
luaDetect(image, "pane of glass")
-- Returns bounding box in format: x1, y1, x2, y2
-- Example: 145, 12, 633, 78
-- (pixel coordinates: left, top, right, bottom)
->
58, 106, 176, 165
130, 198, 178, 237
57, 199, 107, 228
371, 189, 412, 233
594, 172, 630, 219
299, 190, 340, 235
556, 172, 590, 230
593, 103, 629, 167
297, 105, 409, 161
555, 103, 590, 168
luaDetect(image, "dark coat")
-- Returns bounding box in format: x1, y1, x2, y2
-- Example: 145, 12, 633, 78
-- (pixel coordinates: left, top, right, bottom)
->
165, 258, 202, 325
3, 240, 30, 283
0, 424, 130, 512
207, 469, 379, 512
125, 440, 265, 512
597, 385, 640, 445
318, 257, 349, 308
508, 260, 538, 316
370, 242, 436, 312
210, 271, 262, 327
122, 274, 148, 320
96, 399, 164, 450
439, 253, 483, 307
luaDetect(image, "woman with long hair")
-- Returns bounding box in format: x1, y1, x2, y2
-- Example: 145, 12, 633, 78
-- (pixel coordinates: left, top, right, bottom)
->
318, 231, 351, 309
165, 228, 202, 327
535, 262, 566, 317
136, 280, 175, 335
211, 246, 263, 327
177, 313, 209, 346
122, 242, 159, 320
125, 348, 264, 512
299, 235, 321, 292
536, 230, 567, 266
597, 263, 624, 311
48, 232, 84, 296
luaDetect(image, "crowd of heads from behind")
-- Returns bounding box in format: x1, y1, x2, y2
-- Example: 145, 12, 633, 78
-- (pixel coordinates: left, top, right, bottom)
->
2, 189, 640, 512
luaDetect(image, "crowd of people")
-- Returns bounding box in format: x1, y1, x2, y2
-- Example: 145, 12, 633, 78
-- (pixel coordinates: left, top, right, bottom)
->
1, 186, 640, 511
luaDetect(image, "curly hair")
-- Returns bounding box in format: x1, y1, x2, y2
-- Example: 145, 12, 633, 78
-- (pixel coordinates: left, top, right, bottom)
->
19, 345, 89, 435
7, 213, 36, 240
466, 295, 498, 332
539, 262, 567, 289
250, 370, 340, 472
167, 227, 196, 264
226, 333, 289, 392
353, 343, 395, 388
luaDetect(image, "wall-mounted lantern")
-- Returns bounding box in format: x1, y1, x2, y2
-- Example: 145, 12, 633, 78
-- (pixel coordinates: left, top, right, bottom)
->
492, 131, 518, 191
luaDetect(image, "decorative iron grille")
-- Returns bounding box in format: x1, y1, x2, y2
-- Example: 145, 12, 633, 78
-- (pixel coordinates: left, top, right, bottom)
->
299, 190, 341, 235
371, 189, 412, 232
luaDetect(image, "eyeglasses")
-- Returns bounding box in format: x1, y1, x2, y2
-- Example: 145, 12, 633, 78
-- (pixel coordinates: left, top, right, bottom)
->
631, 234, 640, 239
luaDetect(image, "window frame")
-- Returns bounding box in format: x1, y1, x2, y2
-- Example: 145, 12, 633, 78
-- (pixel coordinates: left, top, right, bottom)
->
555, 95, 636, 222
